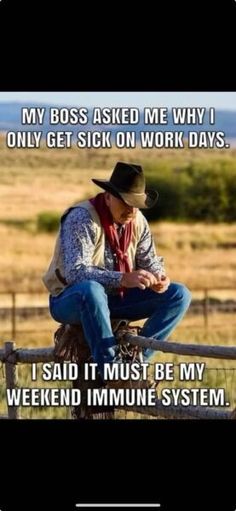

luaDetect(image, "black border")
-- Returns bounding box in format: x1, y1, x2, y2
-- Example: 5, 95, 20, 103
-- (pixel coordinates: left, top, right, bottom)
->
0, 5, 236, 507
0, 420, 235, 510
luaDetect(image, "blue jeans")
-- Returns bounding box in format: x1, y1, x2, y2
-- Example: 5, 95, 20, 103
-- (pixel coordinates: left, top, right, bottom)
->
50, 280, 191, 377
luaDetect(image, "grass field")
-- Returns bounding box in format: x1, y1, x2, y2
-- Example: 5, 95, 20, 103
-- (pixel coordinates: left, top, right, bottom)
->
0, 141, 235, 418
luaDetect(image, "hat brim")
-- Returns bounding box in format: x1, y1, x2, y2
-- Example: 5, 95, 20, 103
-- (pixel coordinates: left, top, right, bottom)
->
91, 179, 158, 209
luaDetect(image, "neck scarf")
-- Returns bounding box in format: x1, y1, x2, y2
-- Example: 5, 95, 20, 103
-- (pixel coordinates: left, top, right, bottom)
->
90, 193, 133, 296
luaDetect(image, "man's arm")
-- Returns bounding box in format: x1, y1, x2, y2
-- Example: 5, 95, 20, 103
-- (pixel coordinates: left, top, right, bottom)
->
61, 207, 123, 288
135, 214, 165, 275
135, 214, 170, 293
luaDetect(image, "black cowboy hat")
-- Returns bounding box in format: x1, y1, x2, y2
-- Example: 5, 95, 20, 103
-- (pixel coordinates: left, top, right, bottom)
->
91, 162, 158, 209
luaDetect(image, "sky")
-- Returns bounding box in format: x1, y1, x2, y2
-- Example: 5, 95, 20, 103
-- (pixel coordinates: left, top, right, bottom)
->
0, 91, 236, 110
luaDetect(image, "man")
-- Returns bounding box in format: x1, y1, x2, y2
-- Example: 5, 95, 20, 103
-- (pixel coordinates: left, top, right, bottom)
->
43, 162, 191, 382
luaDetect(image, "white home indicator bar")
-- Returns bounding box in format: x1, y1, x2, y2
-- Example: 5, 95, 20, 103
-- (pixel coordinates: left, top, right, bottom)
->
76, 505, 161, 508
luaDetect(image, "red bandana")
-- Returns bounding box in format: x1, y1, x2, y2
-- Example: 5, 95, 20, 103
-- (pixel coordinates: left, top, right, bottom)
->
90, 193, 133, 296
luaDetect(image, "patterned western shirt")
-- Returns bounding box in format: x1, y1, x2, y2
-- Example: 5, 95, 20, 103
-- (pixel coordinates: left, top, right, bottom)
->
61, 207, 165, 294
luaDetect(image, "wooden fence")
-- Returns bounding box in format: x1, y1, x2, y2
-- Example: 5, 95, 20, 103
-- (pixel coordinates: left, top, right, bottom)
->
0, 335, 236, 420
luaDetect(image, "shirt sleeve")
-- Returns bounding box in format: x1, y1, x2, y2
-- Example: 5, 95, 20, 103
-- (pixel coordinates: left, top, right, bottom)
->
135, 214, 165, 275
60, 207, 123, 288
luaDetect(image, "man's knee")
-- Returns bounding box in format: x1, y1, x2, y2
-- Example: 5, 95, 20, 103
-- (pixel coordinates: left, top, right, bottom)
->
170, 282, 192, 308
78, 280, 107, 300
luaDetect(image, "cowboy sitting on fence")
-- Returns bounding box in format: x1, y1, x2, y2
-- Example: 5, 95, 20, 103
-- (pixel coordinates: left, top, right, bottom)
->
42, 162, 191, 387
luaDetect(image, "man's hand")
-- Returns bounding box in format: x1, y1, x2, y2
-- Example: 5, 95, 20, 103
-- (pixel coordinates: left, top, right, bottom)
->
151, 274, 170, 293
120, 270, 159, 290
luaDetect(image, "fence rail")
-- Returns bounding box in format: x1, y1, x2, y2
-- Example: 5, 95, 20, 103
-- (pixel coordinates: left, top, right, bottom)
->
118, 332, 236, 359
1, 336, 236, 421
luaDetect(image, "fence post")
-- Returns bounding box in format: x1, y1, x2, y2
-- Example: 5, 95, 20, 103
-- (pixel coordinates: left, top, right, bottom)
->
11, 292, 16, 341
203, 288, 209, 329
5, 341, 18, 419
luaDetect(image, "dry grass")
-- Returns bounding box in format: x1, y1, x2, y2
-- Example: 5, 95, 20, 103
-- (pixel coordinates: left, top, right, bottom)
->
0, 167, 101, 220
1, 139, 236, 294
152, 222, 236, 249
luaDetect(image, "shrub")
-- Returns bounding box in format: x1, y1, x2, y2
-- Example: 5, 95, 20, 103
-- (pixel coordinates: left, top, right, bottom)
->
143, 160, 236, 223
37, 212, 60, 233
